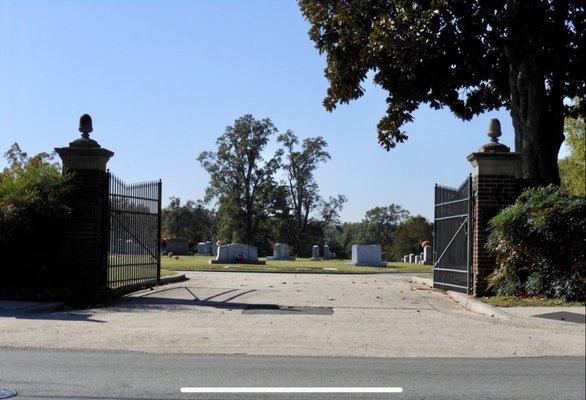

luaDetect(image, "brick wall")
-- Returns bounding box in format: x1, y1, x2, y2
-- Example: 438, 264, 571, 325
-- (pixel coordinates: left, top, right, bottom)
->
472, 174, 522, 296
59, 169, 109, 295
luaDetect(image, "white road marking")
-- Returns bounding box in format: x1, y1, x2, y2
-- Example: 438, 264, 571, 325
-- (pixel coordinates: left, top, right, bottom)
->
180, 387, 403, 393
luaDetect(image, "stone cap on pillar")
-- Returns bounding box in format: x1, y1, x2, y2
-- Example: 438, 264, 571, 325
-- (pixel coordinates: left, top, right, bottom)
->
55, 114, 114, 171
467, 118, 521, 178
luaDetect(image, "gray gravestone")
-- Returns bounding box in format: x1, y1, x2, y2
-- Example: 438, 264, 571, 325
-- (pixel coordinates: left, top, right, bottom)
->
165, 238, 189, 255
403, 255, 408, 263
267, 243, 295, 260
197, 241, 213, 256
347, 245, 386, 267
210, 243, 265, 265
310, 245, 321, 261
323, 244, 331, 260
423, 246, 433, 264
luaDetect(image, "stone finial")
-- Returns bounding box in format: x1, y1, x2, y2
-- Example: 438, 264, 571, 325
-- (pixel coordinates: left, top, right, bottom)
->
479, 118, 510, 153
68, 114, 99, 148
79, 114, 93, 139
487, 118, 502, 143
54, 114, 114, 171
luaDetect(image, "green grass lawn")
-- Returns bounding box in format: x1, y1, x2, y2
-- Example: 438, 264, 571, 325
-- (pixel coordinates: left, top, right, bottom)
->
482, 295, 585, 307
161, 268, 178, 277
161, 255, 432, 274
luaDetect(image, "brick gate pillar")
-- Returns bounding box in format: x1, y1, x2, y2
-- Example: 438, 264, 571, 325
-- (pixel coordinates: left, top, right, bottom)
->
467, 119, 521, 296
55, 114, 114, 298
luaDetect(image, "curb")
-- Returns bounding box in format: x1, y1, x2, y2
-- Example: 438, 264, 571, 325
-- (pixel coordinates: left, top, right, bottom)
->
122, 274, 189, 298
159, 274, 188, 285
408, 277, 511, 319
446, 291, 511, 319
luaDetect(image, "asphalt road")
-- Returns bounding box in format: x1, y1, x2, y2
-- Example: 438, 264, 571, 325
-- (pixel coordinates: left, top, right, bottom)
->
0, 348, 584, 400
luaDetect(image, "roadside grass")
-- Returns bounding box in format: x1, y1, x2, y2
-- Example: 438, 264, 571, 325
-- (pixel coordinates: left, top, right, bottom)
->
482, 295, 585, 307
161, 269, 178, 277
161, 256, 432, 274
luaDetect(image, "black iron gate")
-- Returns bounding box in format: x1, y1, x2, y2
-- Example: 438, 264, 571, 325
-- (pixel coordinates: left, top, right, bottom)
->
433, 175, 473, 293
107, 173, 162, 291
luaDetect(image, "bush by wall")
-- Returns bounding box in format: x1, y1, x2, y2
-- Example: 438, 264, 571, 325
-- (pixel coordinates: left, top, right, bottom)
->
0, 144, 70, 300
487, 185, 585, 302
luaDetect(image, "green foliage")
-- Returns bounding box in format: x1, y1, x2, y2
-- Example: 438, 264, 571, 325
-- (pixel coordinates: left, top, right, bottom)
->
559, 111, 585, 196
325, 221, 359, 259
359, 205, 409, 258
326, 205, 423, 260
198, 115, 346, 256
198, 115, 283, 246
0, 143, 70, 298
278, 130, 331, 251
162, 197, 216, 241
388, 216, 433, 261
487, 186, 585, 301
299, 0, 585, 183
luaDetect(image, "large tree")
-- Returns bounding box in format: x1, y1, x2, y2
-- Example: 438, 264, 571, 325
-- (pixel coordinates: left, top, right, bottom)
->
299, 0, 585, 184
277, 131, 331, 249
198, 115, 282, 244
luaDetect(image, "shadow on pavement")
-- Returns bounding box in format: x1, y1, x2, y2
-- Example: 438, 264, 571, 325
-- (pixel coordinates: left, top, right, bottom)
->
112, 296, 280, 311
10, 311, 106, 323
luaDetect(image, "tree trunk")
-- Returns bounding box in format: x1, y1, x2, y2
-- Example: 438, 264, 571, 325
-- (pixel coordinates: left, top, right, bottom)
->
508, 60, 564, 185
506, 0, 565, 185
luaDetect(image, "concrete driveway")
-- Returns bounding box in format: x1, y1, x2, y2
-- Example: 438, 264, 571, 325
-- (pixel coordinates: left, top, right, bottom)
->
0, 272, 584, 357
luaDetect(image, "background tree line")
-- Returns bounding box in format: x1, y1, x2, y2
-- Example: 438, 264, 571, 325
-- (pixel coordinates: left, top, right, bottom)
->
161, 107, 583, 260
325, 207, 432, 261
161, 115, 433, 258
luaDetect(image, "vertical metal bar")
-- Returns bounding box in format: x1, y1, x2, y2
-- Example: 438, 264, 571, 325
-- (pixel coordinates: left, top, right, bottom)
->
132, 181, 136, 286
432, 184, 437, 287
466, 174, 473, 295
157, 179, 162, 284
117, 177, 121, 287
105, 171, 111, 288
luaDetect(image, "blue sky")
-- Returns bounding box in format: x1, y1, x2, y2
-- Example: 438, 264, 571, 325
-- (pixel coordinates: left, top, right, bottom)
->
0, 0, 518, 222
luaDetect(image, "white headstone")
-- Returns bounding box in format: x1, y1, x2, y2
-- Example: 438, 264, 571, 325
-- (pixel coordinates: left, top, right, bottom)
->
310, 245, 321, 261
423, 246, 433, 264
415, 255, 420, 263
210, 243, 263, 264
409, 254, 415, 263
347, 245, 386, 266
267, 243, 295, 260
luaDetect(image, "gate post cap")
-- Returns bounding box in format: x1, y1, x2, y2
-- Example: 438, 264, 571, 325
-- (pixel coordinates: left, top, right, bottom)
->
55, 114, 114, 171
478, 118, 510, 153
69, 114, 100, 148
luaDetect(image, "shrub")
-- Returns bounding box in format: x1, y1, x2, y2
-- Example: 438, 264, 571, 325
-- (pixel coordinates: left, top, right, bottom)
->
0, 144, 70, 299
487, 185, 585, 302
